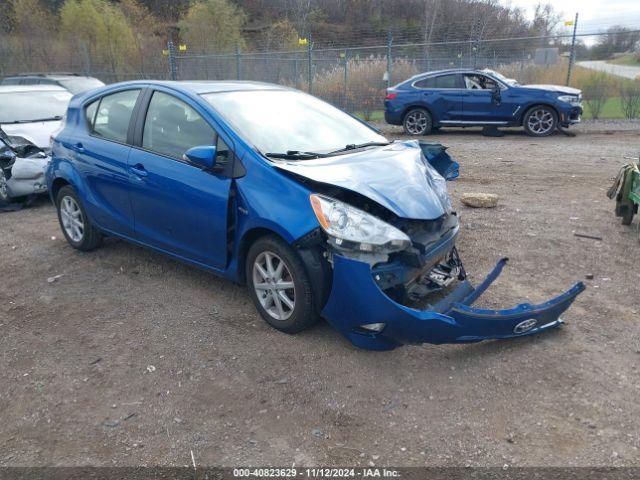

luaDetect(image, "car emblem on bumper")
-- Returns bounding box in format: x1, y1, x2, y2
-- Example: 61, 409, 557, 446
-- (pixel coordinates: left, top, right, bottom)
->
514, 318, 538, 334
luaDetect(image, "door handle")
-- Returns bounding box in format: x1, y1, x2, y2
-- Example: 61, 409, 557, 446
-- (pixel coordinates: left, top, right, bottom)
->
73, 142, 84, 153
130, 163, 148, 177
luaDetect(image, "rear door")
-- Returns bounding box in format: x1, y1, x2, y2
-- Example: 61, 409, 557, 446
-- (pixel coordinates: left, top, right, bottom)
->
75, 88, 142, 237
127, 89, 232, 269
412, 73, 465, 122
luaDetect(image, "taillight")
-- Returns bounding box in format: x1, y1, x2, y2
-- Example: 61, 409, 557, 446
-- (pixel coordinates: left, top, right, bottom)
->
385, 92, 397, 100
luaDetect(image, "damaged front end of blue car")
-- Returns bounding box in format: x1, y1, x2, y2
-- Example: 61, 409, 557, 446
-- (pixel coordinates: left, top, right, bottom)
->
278, 140, 585, 351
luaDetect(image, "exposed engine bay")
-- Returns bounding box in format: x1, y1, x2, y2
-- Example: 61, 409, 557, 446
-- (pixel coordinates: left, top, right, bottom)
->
277, 140, 463, 307
0, 127, 50, 203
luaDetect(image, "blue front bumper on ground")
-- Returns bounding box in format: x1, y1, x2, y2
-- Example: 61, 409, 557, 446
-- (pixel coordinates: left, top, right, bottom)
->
322, 255, 586, 350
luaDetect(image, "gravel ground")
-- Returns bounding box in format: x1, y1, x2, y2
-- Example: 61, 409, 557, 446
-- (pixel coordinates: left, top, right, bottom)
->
1, 126, 639, 468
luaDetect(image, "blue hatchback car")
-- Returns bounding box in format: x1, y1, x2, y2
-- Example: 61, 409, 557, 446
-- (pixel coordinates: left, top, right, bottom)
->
47, 81, 584, 350
385, 68, 583, 137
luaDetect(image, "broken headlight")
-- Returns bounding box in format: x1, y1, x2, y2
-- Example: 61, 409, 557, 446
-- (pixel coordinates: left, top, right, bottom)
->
310, 194, 411, 253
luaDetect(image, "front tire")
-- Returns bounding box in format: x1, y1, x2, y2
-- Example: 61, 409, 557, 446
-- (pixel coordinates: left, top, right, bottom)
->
246, 235, 319, 334
523, 106, 557, 137
403, 108, 432, 136
56, 185, 102, 251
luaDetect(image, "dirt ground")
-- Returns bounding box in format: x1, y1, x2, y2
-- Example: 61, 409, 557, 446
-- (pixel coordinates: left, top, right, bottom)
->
1, 127, 639, 468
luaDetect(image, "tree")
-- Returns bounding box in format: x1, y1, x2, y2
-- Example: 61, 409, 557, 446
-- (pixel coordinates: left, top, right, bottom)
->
178, 0, 247, 54
619, 80, 640, 119
262, 19, 299, 51
590, 26, 640, 60
60, 0, 137, 78
530, 3, 560, 45
582, 72, 612, 119
119, 0, 165, 77
7, 0, 56, 71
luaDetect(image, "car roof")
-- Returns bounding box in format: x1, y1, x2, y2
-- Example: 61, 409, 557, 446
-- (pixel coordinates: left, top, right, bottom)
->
3, 73, 94, 79
404, 68, 497, 82
0, 84, 71, 93
104, 80, 291, 95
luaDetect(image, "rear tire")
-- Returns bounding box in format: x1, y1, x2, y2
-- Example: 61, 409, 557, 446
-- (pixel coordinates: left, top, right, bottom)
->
246, 235, 319, 334
523, 105, 557, 137
403, 108, 432, 136
56, 185, 102, 251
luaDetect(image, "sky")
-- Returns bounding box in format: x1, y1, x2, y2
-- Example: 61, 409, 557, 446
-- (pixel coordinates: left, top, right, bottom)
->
501, 0, 640, 35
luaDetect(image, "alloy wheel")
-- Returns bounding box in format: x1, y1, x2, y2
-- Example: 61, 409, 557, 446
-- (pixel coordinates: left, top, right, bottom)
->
60, 195, 85, 243
252, 251, 296, 321
405, 110, 428, 135
527, 108, 554, 135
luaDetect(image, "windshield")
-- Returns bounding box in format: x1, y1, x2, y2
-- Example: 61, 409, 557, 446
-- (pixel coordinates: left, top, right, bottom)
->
202, 89, 387, 155
58, 77, 105, 94
484, 69, 519, 86
0, 90, 71, 123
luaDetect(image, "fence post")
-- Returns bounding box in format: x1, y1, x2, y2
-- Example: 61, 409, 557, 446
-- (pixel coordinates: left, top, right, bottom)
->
566, 12, 579, 86
80, 41, 92, 77
343, 49, 349, 110
167, 41, 177, 81
236, 43, 241, 80
307, 39, 313, 94
386, 32, 393, 88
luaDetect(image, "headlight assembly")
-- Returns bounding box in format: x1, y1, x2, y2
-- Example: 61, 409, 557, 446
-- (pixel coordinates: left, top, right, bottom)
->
309, 194, 411, 253
558, 94, 580, 105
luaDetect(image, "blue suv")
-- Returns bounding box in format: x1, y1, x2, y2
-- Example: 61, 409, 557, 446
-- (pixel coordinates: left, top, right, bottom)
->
384, 68, 583, 137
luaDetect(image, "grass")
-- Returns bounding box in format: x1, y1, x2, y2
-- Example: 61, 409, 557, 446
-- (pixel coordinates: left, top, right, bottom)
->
355, 97, 627, 124
608, 53, 640, 66
355, 110, 385, 122
582, 97, 626, 119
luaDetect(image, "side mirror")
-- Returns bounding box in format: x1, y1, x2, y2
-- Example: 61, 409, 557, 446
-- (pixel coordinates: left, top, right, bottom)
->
184, 145, 217, 170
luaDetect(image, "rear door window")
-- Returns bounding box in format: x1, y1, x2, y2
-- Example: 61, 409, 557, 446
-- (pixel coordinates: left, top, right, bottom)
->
91, 89, 140, 143
414, 74, 460, 89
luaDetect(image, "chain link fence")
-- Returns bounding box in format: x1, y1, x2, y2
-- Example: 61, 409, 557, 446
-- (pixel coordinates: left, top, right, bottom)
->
2, 30, 639, 119
171, 31, 640, 117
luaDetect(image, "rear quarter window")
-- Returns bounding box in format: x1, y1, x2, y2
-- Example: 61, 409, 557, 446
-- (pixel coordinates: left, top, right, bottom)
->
90, 89, 140, 144
414, 74, 459, 89
85, 100, 99, 129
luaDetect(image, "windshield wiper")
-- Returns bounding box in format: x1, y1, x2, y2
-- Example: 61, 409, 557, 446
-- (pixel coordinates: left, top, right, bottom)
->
3, 115, 63, 124
265, 150, 325, 160
327, 141, 391, 155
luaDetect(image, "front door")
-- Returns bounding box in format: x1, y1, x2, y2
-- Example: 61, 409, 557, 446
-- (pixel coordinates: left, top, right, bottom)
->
460, 73, 519, 123
128, 90, 232, 269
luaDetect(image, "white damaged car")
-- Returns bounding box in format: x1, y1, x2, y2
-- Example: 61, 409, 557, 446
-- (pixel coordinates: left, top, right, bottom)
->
0, 85, 71, 202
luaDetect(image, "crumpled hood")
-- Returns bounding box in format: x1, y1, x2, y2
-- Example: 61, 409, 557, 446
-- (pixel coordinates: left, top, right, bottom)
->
272, 141, 449, 220
523, 84, 581, 95
0, 120, 62, 150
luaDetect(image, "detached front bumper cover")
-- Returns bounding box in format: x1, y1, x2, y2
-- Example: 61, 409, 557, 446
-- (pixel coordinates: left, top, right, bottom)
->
322, 255, 585, 350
